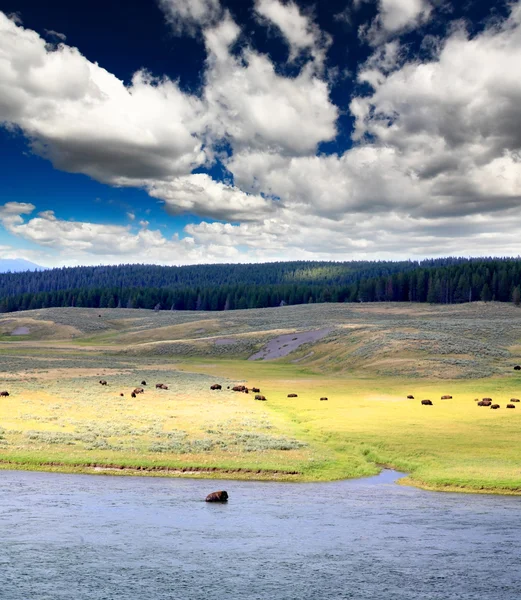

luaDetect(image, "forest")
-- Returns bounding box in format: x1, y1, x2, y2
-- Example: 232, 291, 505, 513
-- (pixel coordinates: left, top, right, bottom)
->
0, 257, 520, 312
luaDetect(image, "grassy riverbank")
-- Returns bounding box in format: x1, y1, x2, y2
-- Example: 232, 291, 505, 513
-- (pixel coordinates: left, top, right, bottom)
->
0, 304, 520, 494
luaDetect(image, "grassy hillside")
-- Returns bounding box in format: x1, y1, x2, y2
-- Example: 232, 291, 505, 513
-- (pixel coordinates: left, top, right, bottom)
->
0, 303, 520, 493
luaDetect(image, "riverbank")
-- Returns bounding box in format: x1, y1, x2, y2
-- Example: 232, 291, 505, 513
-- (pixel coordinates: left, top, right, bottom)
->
1, 304, 521, 495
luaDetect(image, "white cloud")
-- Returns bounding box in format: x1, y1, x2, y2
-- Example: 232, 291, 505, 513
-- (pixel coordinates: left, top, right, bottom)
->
255, 0, 330, 65
0, 202, 242, 266
148, 174, 276, 221
0, 13, 207, 184
3, 5, 521, 265
158, 0, 222, 35
203, 15, 338, 155
126, 212, 136, 221
361, 0, 433, 44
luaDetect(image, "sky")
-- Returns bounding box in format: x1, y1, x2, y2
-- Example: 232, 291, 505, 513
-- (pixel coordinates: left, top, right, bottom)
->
0, 0, 520, 267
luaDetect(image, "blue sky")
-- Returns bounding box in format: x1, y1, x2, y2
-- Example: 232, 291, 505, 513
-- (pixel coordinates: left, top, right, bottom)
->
0, 0, 519, 266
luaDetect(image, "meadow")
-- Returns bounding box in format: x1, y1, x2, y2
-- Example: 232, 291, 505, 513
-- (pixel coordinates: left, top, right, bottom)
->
0, 303, 520, 493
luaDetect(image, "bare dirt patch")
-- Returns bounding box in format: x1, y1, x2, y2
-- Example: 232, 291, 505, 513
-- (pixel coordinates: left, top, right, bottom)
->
249, 328, 332, 361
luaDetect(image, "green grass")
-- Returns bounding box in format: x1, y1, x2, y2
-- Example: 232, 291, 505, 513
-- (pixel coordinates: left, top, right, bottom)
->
0, 304, 521, 493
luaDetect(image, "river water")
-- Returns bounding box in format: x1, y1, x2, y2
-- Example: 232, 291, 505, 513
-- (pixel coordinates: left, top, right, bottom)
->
1, 469, 520, 599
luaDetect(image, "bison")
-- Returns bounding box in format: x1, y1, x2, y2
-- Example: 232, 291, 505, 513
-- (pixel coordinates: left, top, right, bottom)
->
99, 380, 108, 386
120, 393, 124, 397
482, 397, 493, 402
514, 366, 521, 371
232, 385, 247, 392
131, 392, 137, 398
507, 404, 516, 409
156, 383, 168, 390
441, 395, 452, 399
0, 391, 9, 397
255, 394, 267, 401
510, 398, 520, 403
210, 384, 222, 390
490, 404, 500, 410
421, 399, 433, 405
141, 380, 147, 386
320, 397, 328, 401
407, 395, 414, 399
134, 387, 144, 394
205, 490, 228, 503
252, 387, 260, 393
287, 394, 298, 398
478, 400, 492, 406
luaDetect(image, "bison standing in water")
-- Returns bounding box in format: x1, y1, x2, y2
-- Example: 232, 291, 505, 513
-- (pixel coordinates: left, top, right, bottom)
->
205, 490, 228, 503
421, 399, 433, 406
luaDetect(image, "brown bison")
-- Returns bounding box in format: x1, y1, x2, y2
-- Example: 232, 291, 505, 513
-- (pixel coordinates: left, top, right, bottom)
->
210, 384, 222, 390
320, 397, 328, 401
507, 404, 516, 409
478, 400, 492, 406
131, 392, 137, 398
141, 380, 147, 386
255, 394, 267, 401
120, 393, 124, 397
0, 391, 9, 397
514, 366, 521, 370
205, 490, 228, 503
482, 397, 492, 402
510, 398, 520, 403
232, 385, 247, 392
407, 395, 414, 399
134, 387, 144, 394
441, 395, 452, 400
421, 399, 433, 405
252, 387, 260, 393
99, 380, 108, 386
287, 394, 298, 398
490, 404, 500, 410
156, 383, 168, 390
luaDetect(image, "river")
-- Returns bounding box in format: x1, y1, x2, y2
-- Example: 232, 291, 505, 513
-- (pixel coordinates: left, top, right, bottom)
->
1, 469, 520, 599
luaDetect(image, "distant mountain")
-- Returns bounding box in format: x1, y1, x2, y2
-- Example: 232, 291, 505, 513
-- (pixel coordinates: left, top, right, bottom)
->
0, 259, 46, 273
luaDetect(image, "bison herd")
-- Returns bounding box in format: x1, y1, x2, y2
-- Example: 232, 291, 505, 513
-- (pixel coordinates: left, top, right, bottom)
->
95, 379, 169, 398
414, 393, 519, 410
209, 384, 328, 403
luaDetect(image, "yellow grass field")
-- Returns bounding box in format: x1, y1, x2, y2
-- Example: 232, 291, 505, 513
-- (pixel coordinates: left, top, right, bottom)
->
0, 303, 520, 493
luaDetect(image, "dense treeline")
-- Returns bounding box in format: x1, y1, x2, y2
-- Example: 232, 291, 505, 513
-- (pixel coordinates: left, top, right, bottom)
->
0, 258, 520, 312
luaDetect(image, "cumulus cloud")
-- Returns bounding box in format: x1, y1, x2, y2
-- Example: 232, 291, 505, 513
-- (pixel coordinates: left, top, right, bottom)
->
255, 0, 330, 65
158, 0, 222, 35
361, 0, 433, 44
3, 4, 521, 265
148, 174, 276, 221
203, 15, 338, 155
0, 13, 206, 184
0, 202, 242, 266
